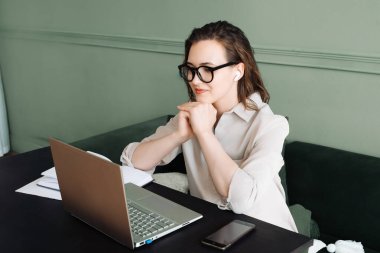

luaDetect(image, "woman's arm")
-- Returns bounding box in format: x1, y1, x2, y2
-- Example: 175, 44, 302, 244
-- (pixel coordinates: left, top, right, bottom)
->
196, 131, 239, 198
129, 111, 193, 171
132, 132, 184, 170
224, 116, 289, 213
177, 102, 238, 198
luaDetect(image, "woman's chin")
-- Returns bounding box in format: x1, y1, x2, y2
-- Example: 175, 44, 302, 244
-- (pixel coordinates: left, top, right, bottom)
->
195, 95, 213, 104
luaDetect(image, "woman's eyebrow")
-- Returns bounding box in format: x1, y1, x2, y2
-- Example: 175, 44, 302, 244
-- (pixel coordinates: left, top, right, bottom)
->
186, 61, 215, 67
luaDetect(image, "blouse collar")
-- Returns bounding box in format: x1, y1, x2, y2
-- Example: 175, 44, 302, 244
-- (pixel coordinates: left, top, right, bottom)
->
230, 92, 265, 122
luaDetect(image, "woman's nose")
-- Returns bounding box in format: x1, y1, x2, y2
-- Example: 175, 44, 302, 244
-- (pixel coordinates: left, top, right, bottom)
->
191, 73, 203, 85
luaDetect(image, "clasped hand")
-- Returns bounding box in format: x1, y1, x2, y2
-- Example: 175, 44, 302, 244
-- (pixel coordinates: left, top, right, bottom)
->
176, 102, 217, 141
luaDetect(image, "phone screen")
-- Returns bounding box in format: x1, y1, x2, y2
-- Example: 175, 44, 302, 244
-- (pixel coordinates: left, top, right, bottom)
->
201, 220, 256, 250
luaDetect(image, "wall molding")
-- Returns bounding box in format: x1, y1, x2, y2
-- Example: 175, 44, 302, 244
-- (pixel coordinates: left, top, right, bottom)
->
1, 28, 379, 75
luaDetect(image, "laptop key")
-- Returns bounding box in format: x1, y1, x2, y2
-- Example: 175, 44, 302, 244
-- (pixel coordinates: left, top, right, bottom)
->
153, 224, 162, 230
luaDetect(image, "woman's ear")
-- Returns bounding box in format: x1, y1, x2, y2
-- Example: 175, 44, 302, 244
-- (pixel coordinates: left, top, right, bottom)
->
234, 62, 245, 81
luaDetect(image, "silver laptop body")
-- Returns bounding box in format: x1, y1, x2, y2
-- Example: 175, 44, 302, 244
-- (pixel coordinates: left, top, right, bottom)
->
49, 138, 202, 249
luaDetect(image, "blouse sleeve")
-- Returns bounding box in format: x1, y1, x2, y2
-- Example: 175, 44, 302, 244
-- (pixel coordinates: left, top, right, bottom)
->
225, 115, 289, 213
120, 115, 182, 172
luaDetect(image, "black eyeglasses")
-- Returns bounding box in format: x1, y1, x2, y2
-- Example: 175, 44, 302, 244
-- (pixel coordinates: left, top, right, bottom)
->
178, 62, 237, 83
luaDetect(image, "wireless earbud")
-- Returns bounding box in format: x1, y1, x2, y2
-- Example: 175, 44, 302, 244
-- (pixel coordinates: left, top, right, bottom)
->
234, 72, 241, 81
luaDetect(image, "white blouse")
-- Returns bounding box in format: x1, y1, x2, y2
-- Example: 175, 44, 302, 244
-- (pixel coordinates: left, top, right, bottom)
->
121, 93, 298, 232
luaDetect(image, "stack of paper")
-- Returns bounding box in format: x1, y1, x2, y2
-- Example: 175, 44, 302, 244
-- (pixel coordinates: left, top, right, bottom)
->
37, 165, 153, 191
16, 151, 153, 200
37, 167, 60, 190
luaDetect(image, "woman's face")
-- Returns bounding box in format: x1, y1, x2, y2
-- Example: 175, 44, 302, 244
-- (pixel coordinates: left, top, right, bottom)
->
187, 40, 238, 108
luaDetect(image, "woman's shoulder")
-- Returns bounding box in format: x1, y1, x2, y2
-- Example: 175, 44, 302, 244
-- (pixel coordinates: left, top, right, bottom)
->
250, 101, 288, 131
255, 113, 289, 141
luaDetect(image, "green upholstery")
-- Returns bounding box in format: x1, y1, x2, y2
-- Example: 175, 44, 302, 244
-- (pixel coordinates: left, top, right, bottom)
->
279, 141, 289, 204
289, 204, 311, 237
280, 139, 318, 239
309, 219, 320, 240
285, 141, 380, 253
288, 204, 320, 239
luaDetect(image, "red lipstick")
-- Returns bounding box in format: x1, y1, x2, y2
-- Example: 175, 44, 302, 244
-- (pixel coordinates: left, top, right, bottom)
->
195, 88, 207, 94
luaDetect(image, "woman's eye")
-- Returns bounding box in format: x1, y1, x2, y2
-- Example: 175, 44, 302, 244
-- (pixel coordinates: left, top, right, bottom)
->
201, 67, 212, 73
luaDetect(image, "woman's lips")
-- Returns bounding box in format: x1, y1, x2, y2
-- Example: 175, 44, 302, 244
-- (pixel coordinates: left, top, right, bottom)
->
195, 88, 207, 94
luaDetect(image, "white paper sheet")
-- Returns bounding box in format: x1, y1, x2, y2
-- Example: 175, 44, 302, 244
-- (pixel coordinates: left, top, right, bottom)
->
16, 177, 62, 200
15, 150, 153, 200
16, 165, 153, 200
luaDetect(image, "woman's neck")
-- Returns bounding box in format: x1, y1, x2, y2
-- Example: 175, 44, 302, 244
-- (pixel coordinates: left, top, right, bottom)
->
213, 96, 239, 118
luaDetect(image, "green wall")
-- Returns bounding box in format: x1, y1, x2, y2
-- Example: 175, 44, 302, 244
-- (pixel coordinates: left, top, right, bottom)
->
0, 0, 380, 157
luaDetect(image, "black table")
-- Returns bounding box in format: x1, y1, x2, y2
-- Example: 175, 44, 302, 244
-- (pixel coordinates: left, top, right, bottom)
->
0, 147, 312, 253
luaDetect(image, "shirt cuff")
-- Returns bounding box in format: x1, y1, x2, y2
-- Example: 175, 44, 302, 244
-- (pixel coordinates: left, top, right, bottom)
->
120, 142, 156, 175
224, 169, 257, 214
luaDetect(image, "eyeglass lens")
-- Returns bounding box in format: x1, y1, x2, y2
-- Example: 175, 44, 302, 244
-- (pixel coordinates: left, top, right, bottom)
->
181, 66, 213, 83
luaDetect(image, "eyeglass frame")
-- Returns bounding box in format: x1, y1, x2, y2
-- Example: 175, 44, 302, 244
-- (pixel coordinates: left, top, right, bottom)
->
177, 62, 238, 84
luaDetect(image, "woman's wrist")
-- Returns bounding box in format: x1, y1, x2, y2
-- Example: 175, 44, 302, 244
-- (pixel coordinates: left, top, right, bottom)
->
194, 130, 214, 141
171, 131, 191, 145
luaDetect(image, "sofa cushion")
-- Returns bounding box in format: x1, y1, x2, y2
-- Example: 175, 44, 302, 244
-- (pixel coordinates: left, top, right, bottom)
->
285, 141, 380, 252
153, 172, 189, 193
289, 204, 311, 237
310, 219, 320, 239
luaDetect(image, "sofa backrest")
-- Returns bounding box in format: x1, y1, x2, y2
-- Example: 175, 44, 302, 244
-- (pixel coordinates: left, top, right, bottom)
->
72, 115, 170, 163
285, 141, 380, 251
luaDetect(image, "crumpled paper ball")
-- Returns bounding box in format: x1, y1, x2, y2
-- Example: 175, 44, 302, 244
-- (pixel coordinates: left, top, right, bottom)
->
333, 240, 364, 253
308, 239, 364, 253
326, 243, 336, 252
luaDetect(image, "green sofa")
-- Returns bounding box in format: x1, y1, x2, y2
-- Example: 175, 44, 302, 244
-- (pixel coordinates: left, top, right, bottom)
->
285, 141, 380, 253
71, 115, 379, 252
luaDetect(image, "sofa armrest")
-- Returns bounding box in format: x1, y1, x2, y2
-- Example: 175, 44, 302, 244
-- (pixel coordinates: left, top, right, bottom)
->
285, 141, 380, 252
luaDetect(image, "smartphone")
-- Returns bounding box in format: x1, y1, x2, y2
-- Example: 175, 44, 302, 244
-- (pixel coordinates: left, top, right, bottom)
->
201, 219, 256, 250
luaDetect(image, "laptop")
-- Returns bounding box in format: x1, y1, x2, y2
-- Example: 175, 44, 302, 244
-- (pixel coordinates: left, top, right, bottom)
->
49, 138, 202, 249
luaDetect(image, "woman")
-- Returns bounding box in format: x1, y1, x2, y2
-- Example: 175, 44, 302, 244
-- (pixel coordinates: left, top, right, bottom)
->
121, 21, 297, 232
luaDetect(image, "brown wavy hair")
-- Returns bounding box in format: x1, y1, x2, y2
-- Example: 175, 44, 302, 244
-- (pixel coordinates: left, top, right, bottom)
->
182, 20, 270, 110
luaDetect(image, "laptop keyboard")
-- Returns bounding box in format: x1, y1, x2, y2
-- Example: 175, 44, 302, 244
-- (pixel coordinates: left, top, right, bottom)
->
127, 200, 175, 238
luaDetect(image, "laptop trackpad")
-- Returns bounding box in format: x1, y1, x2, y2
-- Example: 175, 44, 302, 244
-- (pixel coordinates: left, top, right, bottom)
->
125, 183, 153, 200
